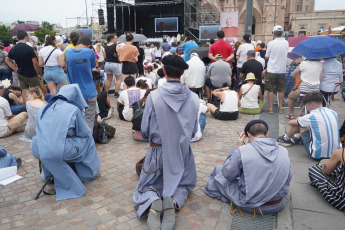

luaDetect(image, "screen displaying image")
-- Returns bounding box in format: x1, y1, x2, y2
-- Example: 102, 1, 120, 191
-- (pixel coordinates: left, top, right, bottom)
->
199, 26, 221, 40
76, 29, 93, 41
155, 17, 178, 33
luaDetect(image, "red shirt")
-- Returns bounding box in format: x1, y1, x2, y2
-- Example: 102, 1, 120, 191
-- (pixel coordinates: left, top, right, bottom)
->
209, 39, 234, 66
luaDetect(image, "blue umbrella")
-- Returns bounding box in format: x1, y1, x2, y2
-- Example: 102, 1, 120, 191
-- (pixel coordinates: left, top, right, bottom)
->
291, 36, 345, 59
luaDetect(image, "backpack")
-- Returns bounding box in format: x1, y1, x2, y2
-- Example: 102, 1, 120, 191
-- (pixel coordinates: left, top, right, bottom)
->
132, 102, 144, 131
96, 122, 116, 144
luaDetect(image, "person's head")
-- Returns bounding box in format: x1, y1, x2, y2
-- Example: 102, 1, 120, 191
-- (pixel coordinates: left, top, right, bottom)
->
244, 72, 257, 83
217, 31, 225, 39
186, 36, 193, 41
26, 86, 44, 101
234, 41, 242, 50
260, 42, 265, 49
157, 68, 165, 78
0, 42, 4, 50
162, 55, 189, 79
244, 120, 269, 141
273, 25, 283, 38
133, 41, 139, 49
44, 35, 56, 47
221, 82, 230, 88
147, 65, 153, 73
153, 63, 159, 69
126, 33, 134, 42
243, 34, 251, 43
70, 32, 79, 46
12, 38, 18, 45
77, 37, 92, 48
163, 38, 167, 43
226, 17, 233, 27
202, 57, 211, 65
210, 38, 215, 44
215, 54, 223, 61
95, 42, 102, 53
107, 34, 117, 44
124, 76, 135, 88
17, 30, 28, 41
95, 80, 104, 98
55, 36, 63, 48
2, 40, 10, 48
301, 91, 323, 112
136, 79, 149, 90
247, 50, 256, 60
9, 86, 22, 96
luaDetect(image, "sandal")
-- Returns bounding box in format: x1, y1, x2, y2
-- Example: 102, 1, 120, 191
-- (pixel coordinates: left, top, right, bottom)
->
264, 109, 273, 114
285, 114, 295, 119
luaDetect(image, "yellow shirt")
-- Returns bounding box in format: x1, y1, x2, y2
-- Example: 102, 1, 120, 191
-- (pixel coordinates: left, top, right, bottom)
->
62, 44, 76, 59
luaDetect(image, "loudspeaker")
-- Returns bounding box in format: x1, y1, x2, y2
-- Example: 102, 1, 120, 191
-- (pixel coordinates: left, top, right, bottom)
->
98, 9, 105, 25
107, 0, 115, 33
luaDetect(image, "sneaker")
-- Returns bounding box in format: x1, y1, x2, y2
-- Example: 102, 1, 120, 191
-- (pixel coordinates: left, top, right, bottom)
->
277, 135, 293, 147
291, 134, 302, 144
16, 158, 22, 168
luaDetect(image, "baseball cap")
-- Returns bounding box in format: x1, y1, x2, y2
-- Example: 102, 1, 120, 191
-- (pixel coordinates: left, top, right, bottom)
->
273, 25, 283, 32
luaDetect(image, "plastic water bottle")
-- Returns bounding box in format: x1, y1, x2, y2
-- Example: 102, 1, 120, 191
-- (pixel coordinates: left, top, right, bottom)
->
102, 126, 108, 142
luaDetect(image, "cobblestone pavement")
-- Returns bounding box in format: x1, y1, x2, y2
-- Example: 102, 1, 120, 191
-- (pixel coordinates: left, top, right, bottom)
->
0, 95, 256, 230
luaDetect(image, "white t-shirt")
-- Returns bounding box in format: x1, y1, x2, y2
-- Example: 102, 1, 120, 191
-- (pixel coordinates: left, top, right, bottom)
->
144, 48, 153, 60
266, 38, 289, 73
38, 45, 63, 66
154, 47, 162, 57
191, 103, 207, 142
240, 84, 260, 109
146, 72, 157, 84
0, 97, 12, 137
236, 43, 254, 68
158, 78, 167, 88
299, 60, 323, 85
118, 87, 146, 121
136, 76, 153, 89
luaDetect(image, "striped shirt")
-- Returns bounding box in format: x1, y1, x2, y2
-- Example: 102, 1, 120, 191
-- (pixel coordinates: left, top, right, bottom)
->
298, 107, 341, 159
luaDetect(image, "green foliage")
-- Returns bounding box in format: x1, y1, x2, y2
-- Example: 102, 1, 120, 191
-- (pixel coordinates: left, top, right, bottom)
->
34, 28, 54, 43
41, 21, 52, 30
17, 20, 25, 24
0, 25, 12, 41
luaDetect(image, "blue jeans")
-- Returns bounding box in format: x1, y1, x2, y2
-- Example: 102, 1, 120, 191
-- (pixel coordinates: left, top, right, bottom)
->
237, 68, 243, 88
199, 113, 207, 133
11, 104, 26, 115
0, 69, 12, 81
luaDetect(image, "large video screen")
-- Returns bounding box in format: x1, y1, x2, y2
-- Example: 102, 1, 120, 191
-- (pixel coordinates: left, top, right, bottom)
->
155, 17, 178, 33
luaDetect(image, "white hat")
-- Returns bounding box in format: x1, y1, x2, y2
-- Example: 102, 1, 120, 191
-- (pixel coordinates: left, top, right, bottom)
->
273, 25, 283, 32
190, 52, 199, 58
55, 36, 63, 46
257, 40, 262, 44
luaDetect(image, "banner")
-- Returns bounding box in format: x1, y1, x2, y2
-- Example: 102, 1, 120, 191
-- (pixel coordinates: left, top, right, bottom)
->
220, 11, 239, 45
199, 26, 221, 40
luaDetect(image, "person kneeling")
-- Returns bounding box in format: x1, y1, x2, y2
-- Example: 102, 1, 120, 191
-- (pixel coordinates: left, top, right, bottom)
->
207, 83, 239, 120
204, 120, 291, 215
31, 84, 100, 201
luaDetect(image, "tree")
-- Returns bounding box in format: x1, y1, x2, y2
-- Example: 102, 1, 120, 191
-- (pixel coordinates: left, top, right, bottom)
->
34, 21, 54, 43
0, 25, 12, 41
17, 20, 25, 24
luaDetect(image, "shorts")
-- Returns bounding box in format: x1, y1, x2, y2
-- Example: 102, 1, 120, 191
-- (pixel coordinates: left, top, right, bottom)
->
122, 62, 138, 75
17, 73, 41, 89
301, 130, 312, 156
1, 112, 27, 138
205, 78, 215, 88
85, 96, 97, 130
265, 72, 286, 92
213, 110, 238, 120
44, 66, 67, 84
104, 62, 122, 75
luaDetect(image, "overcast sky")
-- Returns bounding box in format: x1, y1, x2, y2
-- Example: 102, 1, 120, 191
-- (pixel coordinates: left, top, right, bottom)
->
0, 0, 344, 27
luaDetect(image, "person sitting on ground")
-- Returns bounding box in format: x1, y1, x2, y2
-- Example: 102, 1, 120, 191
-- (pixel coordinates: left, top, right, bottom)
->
0, 96, 27, 139
278, 91, 340, 159
31, 84, 100, 201
207, 83, 239, 120
156, 68, 166, 88
136, 79, 149, 91
96, 81, 112, 120
181, 53, 206, 97
2, 86, 26, 115
0, 146, 22, 169
191, 99, 208, 142
204, 120, 291, 215
136, 73, 153, 89
131, 89, 152, 141
19, 87, 45, 142
206, 54, 232, 89
238, 73, 265, 115
145, 66, 156, 85
117, 76, 146, 122
285, 62, 302, 120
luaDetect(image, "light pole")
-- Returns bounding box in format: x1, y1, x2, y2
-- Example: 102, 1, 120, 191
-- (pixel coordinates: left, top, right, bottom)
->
85, 0, 89, 28
245, 0, 253, 35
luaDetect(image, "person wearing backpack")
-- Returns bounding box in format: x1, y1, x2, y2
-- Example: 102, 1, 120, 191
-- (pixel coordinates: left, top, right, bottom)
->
132, 89, 152, 141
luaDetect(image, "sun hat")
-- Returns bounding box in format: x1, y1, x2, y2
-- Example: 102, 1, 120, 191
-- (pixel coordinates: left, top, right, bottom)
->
244, 72, 257, 82
55, 36, 63, 46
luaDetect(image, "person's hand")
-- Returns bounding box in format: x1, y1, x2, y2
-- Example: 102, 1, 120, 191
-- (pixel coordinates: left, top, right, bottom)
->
38, 75, 42, 80
237, 132, 246, 147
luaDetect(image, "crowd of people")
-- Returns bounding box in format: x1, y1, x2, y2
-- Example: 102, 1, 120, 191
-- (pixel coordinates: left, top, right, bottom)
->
0, 24, 344, 229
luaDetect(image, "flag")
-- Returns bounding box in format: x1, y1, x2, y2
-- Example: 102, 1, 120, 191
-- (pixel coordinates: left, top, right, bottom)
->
328, 24, 332, 34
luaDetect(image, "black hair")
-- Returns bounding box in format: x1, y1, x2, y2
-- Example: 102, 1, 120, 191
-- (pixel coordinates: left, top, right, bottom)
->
274, 31, 283, 37
164, 65, 184, 79
147, 65, 153, 74
140, 89, 152, 103
17, 30, 28, 40
9, 85, 22, 92
133, 41, 139, 49
302, 91, 323, 104
243, 34, 251, 43
260, 42, 265, 48
248, 123, 268, 136
186, 36, 193, 41
2, 40, 10, 47
163, 38, 167, 42
78, 37, 92, 46
157, 68, 165, 78
124, 76, 135, 87
107, 34, 116, 43
210, 39, 215, 44
45, 35, 56, 47
202, 57, 211, 65
217, 31, 225, 39
136, 79, 149, 90
221, 82, 230, 88
153, 63, 158, 69
126, 33, 133, 42
70, 32, 79, 46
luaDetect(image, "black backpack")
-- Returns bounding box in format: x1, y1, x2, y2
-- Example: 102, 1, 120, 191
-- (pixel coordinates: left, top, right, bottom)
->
132, 102, 144, 131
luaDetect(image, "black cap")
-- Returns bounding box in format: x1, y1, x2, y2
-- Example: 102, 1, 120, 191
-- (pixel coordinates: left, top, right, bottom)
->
162, 55, 189, 70
244, 119, 268, 136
